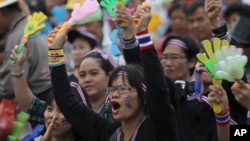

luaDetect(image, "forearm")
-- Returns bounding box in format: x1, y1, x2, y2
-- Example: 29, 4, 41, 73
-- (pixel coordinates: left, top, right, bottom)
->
12, 76, 33, 112
122, 38, 141, 65
215, 108, 231, 141
210, 21, 238, 45
138, 29, 178, 141
11, 67, 33, 112
51, 65, 117, 140
217, 125, 230, 141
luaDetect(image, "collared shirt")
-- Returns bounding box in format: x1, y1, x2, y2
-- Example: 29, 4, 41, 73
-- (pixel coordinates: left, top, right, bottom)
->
0, 12, 51, 98
27, 96, 46, 124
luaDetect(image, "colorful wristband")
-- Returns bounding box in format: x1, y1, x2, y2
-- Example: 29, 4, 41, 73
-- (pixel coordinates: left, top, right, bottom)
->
122, 38, 138, 49
136, 29, 154, 51
215, 107, 231, 126
48, 49, 65, 67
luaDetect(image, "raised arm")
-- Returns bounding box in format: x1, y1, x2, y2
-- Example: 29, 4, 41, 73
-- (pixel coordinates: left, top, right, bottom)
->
204, 0, 237, 45
49, 27, 119, 141
133, 5, 179, 141
205, 0, 248, 124
9, 45, 36, 112
115, 5, 141, 65
208, 85, 230, 141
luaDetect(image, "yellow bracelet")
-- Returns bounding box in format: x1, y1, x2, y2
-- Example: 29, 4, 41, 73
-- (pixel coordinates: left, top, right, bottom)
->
48, 49, 64, 57
48, 49, 65, 67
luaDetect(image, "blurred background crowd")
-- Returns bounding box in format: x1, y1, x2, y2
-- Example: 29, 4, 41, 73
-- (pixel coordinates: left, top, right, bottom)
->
1, 0, 250, 140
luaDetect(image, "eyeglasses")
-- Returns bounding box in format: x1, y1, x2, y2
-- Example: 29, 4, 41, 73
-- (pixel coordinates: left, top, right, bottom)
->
106, 85, 135, 95
159, 54, 186, 62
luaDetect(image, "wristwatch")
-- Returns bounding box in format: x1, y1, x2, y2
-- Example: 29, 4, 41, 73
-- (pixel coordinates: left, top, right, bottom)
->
11, 71, 25, 78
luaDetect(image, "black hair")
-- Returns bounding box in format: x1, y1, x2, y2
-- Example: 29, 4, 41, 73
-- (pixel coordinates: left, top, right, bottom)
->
80, 52, 114, 75
2, 2, 20, 12
165, 2, 187, 35
185, 1, 204, 18
45, 91, 85, 141
168, 2, 187, 18
161, 34, 200, 76
67, 29, 98, 49
75, 36, 96, 49
224, 4, 250, 21
108, 64, 146, 109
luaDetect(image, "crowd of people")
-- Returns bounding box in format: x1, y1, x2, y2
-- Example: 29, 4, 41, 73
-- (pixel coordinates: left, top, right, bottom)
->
0, 0, 250, 141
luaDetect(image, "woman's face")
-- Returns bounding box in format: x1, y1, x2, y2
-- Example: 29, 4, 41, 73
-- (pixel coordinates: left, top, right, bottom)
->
44, 100, 72, 136
72, 38, 92, 67
161, 44, 195, 81
78, 58, 110, 100
108, 75, 144, 121
170, 9, 188, 34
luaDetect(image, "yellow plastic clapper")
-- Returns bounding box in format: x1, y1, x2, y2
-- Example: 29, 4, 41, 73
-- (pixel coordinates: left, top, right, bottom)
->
203, 40, 217, 64
196, 53, 216, 76
213, 38, 221, 52
10, 12, 47, 64
222, 40, 230, 48
212, 79, 222, 114
117, 0, 126, 27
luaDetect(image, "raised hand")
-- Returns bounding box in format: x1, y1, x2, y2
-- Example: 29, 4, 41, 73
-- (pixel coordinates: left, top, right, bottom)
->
208, 85, 229, 114
47, 22, 71, 44
132, 2, 151, 25
132, 4, 152, 32
23, 12, 47, 38
48, 25, 69, 50
115, 5, 135, 40
41, 114, 58, 141
9, 45, 29, 72
231, 78, 250, 110
204, 0, 222, 28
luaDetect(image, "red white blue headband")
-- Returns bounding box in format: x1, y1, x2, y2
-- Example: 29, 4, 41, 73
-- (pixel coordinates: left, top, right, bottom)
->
117, 71, 147, 93
168, 39, 188, 50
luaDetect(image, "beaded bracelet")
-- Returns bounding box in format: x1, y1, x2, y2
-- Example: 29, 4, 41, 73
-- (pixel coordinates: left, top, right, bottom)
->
48, 49, 65, 67
215, 107, 231, 126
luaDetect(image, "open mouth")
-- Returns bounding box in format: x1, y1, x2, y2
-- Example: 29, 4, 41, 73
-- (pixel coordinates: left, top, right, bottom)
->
110, 101, 121, 111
